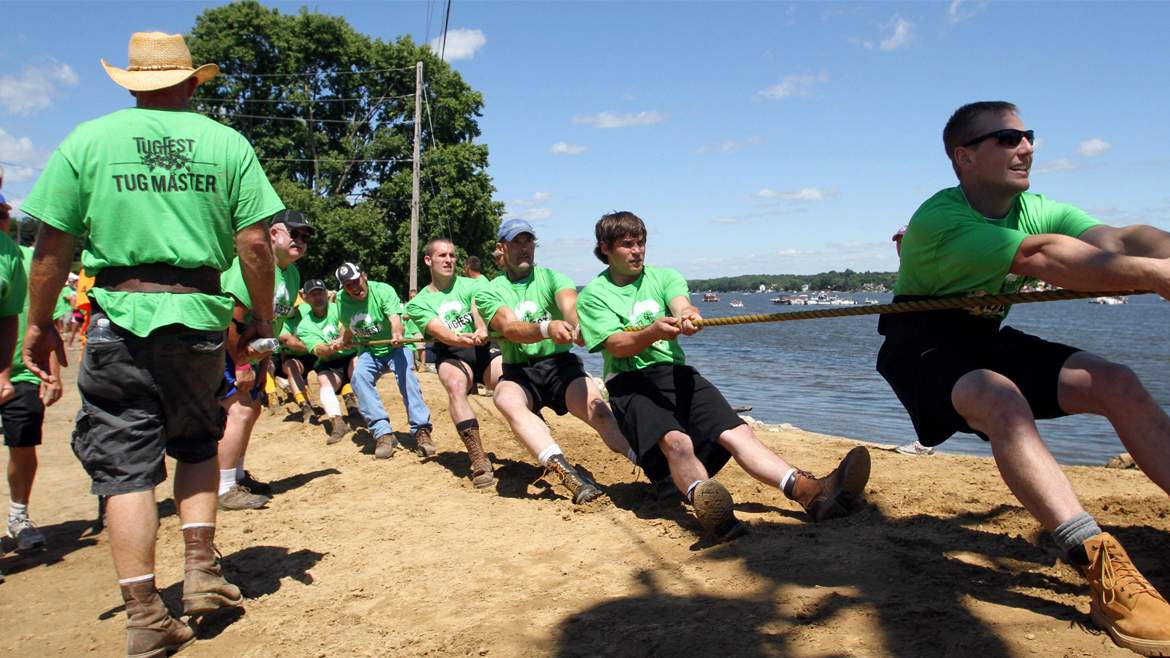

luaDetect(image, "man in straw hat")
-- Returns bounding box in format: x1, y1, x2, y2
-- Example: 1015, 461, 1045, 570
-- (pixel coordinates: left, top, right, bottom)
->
878, 101, 1170, 654
21, 32, 282, 657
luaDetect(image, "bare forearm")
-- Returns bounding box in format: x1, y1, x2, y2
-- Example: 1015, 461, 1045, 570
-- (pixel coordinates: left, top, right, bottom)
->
604, 328, 660, 358
1013, 234, 1163, 291
29, 225, 75, 326
235, 223, 275, 321
556, 290, 580, 326
389, 314, 404, 338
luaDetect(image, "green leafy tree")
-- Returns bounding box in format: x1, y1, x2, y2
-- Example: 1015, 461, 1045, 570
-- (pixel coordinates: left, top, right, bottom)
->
187, 1, 503, 287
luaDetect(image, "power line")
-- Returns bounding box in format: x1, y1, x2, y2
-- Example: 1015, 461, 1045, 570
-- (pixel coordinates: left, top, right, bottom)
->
210, 112, 415, 125
218, 65, 416, 80
199, 94, 414, 105
260, 157, 411, 164
439, 0, 453, 63
0, 160, 42, 171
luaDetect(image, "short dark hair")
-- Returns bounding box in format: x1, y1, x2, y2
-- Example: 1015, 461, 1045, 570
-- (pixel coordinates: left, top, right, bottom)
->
465, 255, 482, 273
593, 211, 647, 264
943, 101, 1019, 162
424, 237, 453, 257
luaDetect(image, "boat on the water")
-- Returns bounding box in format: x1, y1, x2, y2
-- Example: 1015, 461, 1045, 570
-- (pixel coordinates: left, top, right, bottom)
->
1089, 296, 1128, 305
702, 292, 720, 302
729, 299, 744, 308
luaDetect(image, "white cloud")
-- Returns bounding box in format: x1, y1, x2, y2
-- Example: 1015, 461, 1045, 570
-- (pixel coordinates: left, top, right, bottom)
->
879, 16, 914, 51
0, 128, 49, 182
756, 186, 831, 202
531, 191, 551, 203
506, 191, 552, 221
572, 111, 666, 129
1035, 158, 1078, 174
947, 0, 988, 25
1078, 138, 1112, 157
0, 60, 79, 115
429, 28, 486, 62
758, 72, 830, 100
549, 142, 587, 156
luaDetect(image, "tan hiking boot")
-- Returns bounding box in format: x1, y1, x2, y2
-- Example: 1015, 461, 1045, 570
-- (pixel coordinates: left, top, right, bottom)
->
343, 392, 361, 417
1080, 533, 1170, 656
217, 484, 269, 511
458, 426, 496, 489
325, 416, 347, 445
787, 446, 870, 522
545, 454, 604, 504
374, 434, 399, 459
299, 401, 315, 425
415, 427, 437, 459
691, 479, 748, 543
121, 578, 195, 658
182, 526, 244, 617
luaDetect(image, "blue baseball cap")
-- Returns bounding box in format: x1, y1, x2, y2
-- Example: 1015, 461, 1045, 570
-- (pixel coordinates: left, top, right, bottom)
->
497, 218, 536, 242
0, 193, 7, 205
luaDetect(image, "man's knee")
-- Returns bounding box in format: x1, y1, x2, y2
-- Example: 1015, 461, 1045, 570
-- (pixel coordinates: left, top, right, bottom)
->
952, 370, 1033, 430
1091, 360, 1145, 407
659, 431, 696, 460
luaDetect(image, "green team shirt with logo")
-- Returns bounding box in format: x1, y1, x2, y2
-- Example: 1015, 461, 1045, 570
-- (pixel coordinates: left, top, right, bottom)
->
295, 301, 356, 364
577, 265, 688, 376
405, 276, 482, 342
221, 259, 301, 337
895, 188, 1101, 319
475, 266, 575, 364
8, 245, 38, 386
19, 108, 285, 337
338, 280, 405, 357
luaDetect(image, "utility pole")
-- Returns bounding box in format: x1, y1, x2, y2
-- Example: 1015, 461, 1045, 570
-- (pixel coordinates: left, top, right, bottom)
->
409, 61, 422, 293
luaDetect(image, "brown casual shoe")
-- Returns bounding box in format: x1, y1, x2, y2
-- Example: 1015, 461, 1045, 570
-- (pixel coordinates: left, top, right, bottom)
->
182, 526, 244, 617
299, 401, 315, 425
691, 479, 748, 542
374, 434, 399, 459
217, 485, 269, 511
457, 426, 496, 489
1080, 533, 1170, 656
415, 427, 438, 459
325, 416, 347, 445
237, 470, 273, 497
787, 446, 870, 522
121, 578, 195, 658
545, 454, 604, 504
343, 392, 361, 417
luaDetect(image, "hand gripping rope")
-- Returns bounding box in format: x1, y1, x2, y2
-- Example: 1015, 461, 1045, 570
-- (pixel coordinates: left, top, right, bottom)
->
625, 289, 1151, 331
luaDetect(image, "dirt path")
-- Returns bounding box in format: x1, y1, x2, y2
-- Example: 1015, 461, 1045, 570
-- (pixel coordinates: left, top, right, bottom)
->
2, 350, 1167, 657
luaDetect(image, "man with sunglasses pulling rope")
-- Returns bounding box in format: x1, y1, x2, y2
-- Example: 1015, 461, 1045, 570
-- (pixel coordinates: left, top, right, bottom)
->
877, 101, 1170, 655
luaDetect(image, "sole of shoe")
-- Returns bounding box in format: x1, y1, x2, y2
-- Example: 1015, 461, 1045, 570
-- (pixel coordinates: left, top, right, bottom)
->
8, 530, 45, 552
813, 446, 872, 522
573, 484, 605, 504
1092, 609, 1170, 657
417, 443, 438, 460
183, 591, 245, 617
472, 473, 497, 489
693, 480, 744, 542
127, 635, 196, 658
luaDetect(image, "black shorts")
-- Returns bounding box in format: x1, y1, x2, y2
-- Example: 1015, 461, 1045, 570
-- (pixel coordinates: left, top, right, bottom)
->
275, 351, 316, 376
316, 353, 355, 383
1, 382, 45, 447
433, 342, 501, 389
877, 308, 1080, 447
500, 352, 587, 416
606, 364, 742, 482
74, 312, 228, 496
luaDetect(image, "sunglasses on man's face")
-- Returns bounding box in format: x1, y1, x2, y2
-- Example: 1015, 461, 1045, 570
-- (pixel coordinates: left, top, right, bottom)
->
288, 229, 313, 242
962, 128, 1035, 149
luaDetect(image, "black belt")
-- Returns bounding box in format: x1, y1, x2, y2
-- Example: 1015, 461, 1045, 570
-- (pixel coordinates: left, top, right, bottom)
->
95, 264, 221, 295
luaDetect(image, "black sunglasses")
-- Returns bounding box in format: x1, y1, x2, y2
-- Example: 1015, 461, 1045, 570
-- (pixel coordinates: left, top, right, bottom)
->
962, 128, 1035, 149
289, 229, 313, 242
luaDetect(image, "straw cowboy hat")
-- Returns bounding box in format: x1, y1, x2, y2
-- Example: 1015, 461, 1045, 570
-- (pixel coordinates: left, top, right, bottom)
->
101, 32, 219, 92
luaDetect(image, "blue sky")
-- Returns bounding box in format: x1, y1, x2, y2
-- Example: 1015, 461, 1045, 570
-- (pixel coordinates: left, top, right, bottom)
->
2, 1, 1169, 284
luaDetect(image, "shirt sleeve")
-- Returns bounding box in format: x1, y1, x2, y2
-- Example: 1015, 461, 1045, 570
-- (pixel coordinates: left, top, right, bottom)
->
474, 284, 506, 325
231, 136, 285, 232
1039, 197, 1102, 238
662, 268, 690, 303
18, 146, 85, 237
551, 270, 576, 294
220, 258, 252, 308
296, 315, 326, 352
404, 296, 436, 339
0, 246, 28, 317
378, 283, 403, 318
577, 289, 624, 354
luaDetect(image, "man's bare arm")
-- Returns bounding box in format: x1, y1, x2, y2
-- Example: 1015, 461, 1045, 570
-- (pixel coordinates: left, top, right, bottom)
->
1080, 224, 1170, 259
1011, 233, 1170, 297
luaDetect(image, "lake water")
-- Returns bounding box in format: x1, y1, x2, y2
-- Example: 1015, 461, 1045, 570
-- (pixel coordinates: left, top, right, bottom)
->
573, 291, 1170, 466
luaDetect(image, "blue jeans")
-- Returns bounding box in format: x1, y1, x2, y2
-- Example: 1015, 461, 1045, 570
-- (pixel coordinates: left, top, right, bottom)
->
350, 349, 431, 439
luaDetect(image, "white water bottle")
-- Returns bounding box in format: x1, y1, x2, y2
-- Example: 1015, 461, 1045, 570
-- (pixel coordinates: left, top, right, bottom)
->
248, 338, 279, 355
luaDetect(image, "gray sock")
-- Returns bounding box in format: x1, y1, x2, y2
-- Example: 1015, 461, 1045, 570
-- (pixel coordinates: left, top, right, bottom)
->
1052, 512, 1102, 555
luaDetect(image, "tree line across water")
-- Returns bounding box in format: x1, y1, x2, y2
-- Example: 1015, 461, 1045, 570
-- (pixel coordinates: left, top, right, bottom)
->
687, 270, 898, 293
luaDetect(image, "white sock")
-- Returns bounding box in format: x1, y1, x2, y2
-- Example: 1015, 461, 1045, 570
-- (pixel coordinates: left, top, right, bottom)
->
275, 376, 289, 388
9, 501, 27, 520
235, 458, 245, 480
685, 480, 703, 503
180, 522, 215, 530
779, 468, 797, 497
625, 448, 638, 464
218, 469, 238, 495
118, 573, 154, 585
537, 444, 563, 466
319, 385, 342, 417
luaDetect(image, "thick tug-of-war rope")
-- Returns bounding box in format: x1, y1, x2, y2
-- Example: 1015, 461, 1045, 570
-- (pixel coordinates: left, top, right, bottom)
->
625, 289, 1152, 331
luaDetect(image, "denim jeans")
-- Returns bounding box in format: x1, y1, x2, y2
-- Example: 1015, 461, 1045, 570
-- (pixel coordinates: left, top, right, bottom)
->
350, 348, 431, 439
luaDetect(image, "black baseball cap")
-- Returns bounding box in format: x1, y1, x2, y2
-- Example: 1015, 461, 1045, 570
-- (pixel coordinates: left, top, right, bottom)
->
302, 278, 326, 294
270, 209, 314, 233
335, 262, 362, 285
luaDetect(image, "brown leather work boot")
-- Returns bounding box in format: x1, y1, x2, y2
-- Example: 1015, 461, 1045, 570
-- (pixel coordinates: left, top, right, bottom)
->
121, 578, 195, 658
458, 426, 496, 489
415, 427, 438, 459
325, 416, 347, 445
299, 400, 315, 425
1080, 533, 1170, 656
374, 434, 399, 459
545, 454, 604, 504
181, 526, 244, 617
691, 479, 748, 543
787, 446, 870, 522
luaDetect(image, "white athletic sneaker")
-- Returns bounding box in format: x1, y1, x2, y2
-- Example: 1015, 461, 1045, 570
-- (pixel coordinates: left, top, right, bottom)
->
894, 441, 935, 456
7, 516, 45, 551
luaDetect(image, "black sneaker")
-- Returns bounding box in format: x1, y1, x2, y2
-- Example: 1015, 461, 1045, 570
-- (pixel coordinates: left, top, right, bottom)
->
238, 471, 274, 497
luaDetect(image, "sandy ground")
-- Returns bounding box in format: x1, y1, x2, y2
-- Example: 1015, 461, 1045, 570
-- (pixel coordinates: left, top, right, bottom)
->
2, 348, 1169, 657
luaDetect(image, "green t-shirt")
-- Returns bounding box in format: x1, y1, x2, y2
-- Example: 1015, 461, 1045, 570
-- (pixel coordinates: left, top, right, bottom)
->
19, 107, 285, 337
338, 280, 405, 357
405, 276, 482, 341
295, 301, 355, 363
475, 266, 576, 364
9, 245, 37, 386
577, 265, 688, 377
53, 287, 73, 320
895, 188, 1101, 318
221, 259, 301, 337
